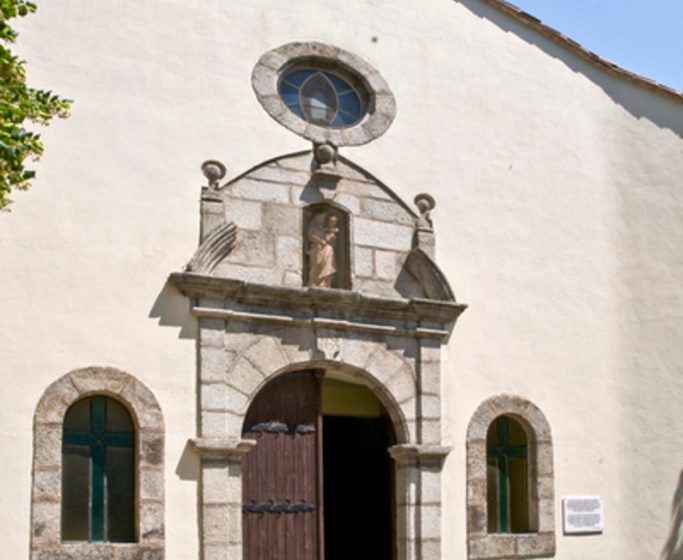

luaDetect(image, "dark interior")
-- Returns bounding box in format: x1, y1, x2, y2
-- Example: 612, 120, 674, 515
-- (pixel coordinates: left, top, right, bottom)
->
322, 415, 394, 560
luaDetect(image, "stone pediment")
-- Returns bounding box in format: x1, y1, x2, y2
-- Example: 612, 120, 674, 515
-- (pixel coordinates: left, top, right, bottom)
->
181, 151, 459, 307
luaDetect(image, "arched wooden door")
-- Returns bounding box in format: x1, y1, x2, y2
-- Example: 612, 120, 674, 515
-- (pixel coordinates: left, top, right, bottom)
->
242, 371, 323, 560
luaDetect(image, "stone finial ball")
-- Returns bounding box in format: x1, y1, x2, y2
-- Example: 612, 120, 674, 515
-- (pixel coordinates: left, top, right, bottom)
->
315, 143, 336, 164
414, 193, 435, 214
201, 160, 227, 184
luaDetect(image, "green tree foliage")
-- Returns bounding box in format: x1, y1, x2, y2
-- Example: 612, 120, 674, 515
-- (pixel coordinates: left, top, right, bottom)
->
0, 0, 70, 210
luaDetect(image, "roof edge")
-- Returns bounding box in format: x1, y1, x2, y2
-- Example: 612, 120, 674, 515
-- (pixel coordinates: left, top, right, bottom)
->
484, 0, 683, 104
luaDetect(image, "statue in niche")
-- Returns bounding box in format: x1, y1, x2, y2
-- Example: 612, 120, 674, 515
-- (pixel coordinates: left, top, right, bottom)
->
306, 211, 339, 288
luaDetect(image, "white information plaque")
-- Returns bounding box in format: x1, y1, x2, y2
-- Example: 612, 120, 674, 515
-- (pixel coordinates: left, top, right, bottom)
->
563, 496, 604, 534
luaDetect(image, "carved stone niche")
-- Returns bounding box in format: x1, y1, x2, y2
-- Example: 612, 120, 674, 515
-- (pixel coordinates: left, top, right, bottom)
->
171, 150, 467, 560
303, 202, 350, 289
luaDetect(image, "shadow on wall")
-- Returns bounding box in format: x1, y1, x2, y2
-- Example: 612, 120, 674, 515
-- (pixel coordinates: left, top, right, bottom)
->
149, 280, 197, 339
175, 440, 202, 560
662, 470, 683, 560
458, 0, 683, 139
176, 440, 201, 481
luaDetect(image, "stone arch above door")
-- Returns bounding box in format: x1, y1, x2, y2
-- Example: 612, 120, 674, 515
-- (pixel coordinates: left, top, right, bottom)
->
198, 328, 415, 445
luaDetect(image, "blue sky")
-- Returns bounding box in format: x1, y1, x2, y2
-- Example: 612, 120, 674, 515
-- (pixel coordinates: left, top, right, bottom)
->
507, 0, 683, 92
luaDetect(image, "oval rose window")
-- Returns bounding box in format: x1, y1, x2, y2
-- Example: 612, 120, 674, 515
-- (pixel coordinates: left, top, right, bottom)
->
278, 67, 365, 128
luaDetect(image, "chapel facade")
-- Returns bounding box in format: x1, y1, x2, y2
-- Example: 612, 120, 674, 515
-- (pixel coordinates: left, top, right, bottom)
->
3, 2, 683, 560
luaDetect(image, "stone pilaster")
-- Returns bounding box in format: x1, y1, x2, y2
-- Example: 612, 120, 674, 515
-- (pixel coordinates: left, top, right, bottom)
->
418, 337, 442, 445
191, 438, 256, 560
200, 190, 225, 241
390, 445, 451, 560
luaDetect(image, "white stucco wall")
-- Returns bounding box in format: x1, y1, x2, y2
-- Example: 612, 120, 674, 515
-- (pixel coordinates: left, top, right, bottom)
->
2, 1, 683, 558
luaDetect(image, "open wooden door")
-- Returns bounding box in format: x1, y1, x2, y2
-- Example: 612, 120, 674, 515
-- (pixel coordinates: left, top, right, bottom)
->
242, 371, 322, 560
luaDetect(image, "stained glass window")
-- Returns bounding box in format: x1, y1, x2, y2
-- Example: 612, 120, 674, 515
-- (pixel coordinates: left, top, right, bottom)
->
278, 67, 365, 128
62, 396, 135, 542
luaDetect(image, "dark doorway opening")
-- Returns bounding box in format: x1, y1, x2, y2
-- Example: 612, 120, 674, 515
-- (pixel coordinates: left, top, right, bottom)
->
323, 415, 394, 560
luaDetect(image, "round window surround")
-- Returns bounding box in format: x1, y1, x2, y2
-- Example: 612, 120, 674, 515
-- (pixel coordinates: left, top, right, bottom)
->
252, 42, 396, 146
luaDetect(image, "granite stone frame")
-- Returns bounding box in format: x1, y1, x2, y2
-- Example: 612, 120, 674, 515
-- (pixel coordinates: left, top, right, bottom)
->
178, 103, 465, 557
171, 274, 466, 560
466, 395, 555, 560
252, 42, 397, 146
31, 367, 165, 560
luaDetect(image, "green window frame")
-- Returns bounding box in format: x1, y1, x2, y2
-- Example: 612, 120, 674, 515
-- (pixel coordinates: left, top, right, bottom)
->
486, 416, 529, 534
61, 395, 136, 542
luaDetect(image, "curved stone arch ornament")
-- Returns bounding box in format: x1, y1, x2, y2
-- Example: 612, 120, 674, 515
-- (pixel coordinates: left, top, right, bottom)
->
231, 342, 416, 445
31, 367, 165, 559
187, 222, 237, 274
466, 395, 555, 560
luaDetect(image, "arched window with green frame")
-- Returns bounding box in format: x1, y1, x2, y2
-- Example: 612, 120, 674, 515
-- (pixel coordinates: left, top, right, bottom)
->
467, 395, 555, 559
61, 395, 136, 542
486, 415, 529, 534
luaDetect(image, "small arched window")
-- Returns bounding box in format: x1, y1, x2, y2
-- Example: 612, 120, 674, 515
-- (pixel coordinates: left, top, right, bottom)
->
486, 416, 529, 534
466, 395, 555, 560
62, 396, 135, 542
